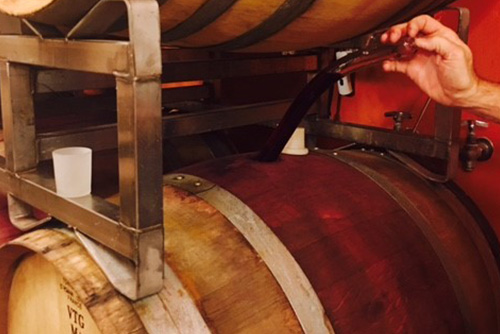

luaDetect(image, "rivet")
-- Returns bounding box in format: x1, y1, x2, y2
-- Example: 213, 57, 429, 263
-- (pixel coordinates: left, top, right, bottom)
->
333, 152, 339, 156
194, 181, 202, 187
174, 175, 185, 181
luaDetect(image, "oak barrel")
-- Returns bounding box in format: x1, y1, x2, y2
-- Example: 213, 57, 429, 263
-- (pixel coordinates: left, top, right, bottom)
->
0, 0, 453, 52
1, 151, 500, 333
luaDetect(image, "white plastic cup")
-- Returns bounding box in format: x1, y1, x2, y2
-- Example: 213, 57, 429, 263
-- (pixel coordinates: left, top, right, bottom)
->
52, 147, 92, 198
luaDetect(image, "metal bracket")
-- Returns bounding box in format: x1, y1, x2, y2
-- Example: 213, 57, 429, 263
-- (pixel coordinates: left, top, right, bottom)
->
20, 19, 44, 39
7, 194, 51, 231
387, 7, 470, 182
441, 6, 471, 44
66, 0, 128, 39
73, 0, 164, 300
76, 230, 163, 300
304, 8, 471, 183
257, 31, 417, 162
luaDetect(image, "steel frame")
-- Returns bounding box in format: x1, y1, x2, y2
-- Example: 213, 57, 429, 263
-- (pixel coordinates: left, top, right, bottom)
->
0, 0, 468, 301
35, 100, 292, 161
0, 0, 164, 300
0, 0, 317, 301
305, 7, 470, 182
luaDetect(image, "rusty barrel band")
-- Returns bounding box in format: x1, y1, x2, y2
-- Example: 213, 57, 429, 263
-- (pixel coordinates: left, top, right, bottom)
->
164, 173, 336, 334
161, 0, 240, 42
208, 0, 318, 51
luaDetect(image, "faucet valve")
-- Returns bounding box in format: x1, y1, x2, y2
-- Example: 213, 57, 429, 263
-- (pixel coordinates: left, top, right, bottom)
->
460, 120, 494, 172
384, 111, 412, 132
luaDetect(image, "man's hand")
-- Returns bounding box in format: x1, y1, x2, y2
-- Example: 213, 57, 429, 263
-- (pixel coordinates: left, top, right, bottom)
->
381, 15, 479, 108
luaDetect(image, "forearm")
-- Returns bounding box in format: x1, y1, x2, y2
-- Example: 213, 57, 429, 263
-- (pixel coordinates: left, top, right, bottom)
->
463, 79, 500, 122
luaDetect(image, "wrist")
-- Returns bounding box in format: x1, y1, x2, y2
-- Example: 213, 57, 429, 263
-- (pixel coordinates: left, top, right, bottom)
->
456, 76, 481, 109
461, 79, 500, 122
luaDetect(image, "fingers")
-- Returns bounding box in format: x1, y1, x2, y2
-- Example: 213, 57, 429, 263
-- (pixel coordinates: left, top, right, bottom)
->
406, 15, 448, 37
382, 15, 460, 45
382, 60, 409, 75
408, 15, 461, 42
414, 35, 461, 60
381, 22, 408, 44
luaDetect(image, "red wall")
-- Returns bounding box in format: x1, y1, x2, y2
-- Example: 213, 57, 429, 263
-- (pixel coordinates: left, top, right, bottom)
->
337, 0, 500, 233
455, 0, 500, 234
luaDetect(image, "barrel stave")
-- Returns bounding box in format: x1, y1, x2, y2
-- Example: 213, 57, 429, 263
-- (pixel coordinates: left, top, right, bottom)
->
180, 152, 500, 333
0, 188, 306, 334
163, 185, 304, 334
0, 230, 147, 334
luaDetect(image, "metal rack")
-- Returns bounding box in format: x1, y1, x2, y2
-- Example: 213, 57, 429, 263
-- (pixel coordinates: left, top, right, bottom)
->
0, 0, 471, 301
0, 0, 322, 300
303, 7, 471, 182
0, 0, 164, 300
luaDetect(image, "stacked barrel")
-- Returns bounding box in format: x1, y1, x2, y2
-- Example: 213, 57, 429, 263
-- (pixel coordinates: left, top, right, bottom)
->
1, 152, 499, 334
2, 1, 490, 333
0, 0, 451, 52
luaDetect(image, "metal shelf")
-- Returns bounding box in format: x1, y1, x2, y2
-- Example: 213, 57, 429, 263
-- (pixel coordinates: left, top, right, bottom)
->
0, 0, 320, 301
0, 0, 164, 300
0, 0, 469, 302
36, 99, 292, 160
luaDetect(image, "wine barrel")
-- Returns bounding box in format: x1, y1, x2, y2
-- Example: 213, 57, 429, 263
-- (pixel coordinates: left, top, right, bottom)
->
1, 150, 499, 334
0, 0, 453, 52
